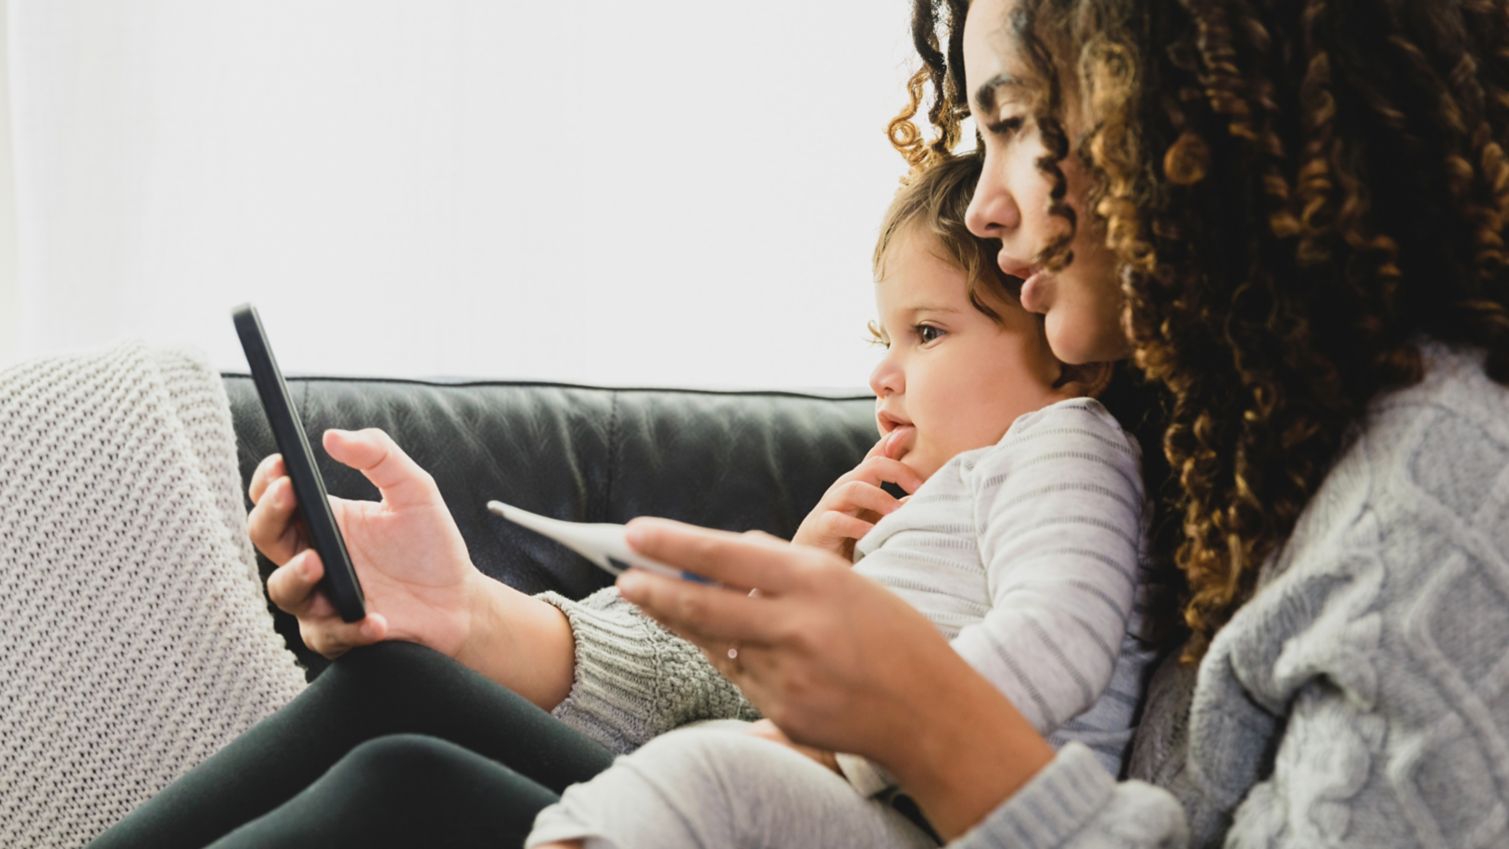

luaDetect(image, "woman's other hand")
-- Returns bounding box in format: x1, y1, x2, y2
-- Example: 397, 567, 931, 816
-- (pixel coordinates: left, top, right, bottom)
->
616, 517, 1054, 839
790, 435, 922, 560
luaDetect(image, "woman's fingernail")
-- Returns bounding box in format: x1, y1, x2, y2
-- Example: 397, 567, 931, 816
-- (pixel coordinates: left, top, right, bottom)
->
625, 523, 647, 549
618, 572, 645, 597
300, 553, 316, 580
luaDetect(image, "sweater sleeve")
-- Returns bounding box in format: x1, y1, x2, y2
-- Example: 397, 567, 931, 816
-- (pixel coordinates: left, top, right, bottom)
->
946, 743, 1189, 848
535, 586, 761, 753
951, 399, 1145, 733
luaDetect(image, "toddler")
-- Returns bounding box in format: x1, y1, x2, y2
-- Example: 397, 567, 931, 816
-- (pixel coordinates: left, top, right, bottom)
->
527, 153, 1157, 849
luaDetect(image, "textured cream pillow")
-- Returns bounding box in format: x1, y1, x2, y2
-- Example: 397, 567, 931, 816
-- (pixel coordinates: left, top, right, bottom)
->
0, 343, 307, 848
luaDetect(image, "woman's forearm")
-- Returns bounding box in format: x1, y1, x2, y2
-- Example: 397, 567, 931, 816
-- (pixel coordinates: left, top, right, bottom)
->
452, 575, 576, 710
871, 648, 1055, 840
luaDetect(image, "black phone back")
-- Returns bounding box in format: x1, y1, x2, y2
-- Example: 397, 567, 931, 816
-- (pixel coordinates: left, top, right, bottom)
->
233, 304, 366, 622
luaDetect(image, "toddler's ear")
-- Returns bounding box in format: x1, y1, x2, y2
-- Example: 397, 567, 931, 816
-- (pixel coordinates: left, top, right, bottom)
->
1056, 361, 1115, 398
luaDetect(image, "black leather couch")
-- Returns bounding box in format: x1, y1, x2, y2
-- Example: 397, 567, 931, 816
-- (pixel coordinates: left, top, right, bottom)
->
223, 373, 877, 677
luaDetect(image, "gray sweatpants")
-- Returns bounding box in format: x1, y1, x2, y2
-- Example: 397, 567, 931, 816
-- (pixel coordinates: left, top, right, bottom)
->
525, 722, 939, 849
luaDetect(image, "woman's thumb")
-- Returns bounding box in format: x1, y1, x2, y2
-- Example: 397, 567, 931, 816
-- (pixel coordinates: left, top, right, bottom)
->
321, 427, 433, 504
322, 427, 368, 463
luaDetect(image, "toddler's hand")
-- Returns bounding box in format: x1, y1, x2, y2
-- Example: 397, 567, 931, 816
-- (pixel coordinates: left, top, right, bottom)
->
791, 434, 922, 560
744, 719, 840, 774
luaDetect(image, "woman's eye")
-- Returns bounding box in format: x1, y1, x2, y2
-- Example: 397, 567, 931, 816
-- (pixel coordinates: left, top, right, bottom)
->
916, 324, 943, 344
984, 116, 1025, 139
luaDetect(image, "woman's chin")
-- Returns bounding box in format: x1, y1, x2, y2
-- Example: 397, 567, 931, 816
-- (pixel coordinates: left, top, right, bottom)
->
1047, 313, 1127, 366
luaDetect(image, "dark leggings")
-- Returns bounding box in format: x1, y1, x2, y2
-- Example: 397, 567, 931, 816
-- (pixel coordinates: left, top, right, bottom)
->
86, 642, 617, 849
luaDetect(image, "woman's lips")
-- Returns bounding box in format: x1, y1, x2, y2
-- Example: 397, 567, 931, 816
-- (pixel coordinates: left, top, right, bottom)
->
1019, 270, 1049, 313
998, 256, 1045, 311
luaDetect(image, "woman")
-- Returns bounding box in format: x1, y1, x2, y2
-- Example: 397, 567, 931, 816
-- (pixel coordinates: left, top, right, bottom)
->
614, 0, 1509, 845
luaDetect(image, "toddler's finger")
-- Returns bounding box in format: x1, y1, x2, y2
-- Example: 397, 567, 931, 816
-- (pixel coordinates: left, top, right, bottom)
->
834, 481, 903, 517
852, 457, 924, 493
818, 511, 874, 545
861, 435, 891, 460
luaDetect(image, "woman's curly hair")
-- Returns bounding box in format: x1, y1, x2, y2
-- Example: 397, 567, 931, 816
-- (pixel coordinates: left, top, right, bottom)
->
909, 0, 1509, 660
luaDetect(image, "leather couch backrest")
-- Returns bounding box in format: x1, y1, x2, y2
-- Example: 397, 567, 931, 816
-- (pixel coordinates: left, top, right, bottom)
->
224, 374, 875, 673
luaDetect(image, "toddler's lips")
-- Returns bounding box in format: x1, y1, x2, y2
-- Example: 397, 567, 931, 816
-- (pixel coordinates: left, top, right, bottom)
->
883, 425, 915, 459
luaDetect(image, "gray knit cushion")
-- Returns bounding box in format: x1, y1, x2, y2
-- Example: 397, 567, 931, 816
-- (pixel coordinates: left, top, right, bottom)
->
0, 343, 307, 848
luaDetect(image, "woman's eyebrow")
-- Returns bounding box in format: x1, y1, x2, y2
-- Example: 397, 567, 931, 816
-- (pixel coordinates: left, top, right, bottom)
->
973, 73, 1025, 115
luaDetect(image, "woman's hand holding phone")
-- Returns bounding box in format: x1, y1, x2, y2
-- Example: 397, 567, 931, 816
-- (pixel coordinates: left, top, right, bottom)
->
249, 427, 482, 662
248, 425, 578, 710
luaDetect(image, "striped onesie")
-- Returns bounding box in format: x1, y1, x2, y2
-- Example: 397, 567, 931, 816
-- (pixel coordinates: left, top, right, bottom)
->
838, 395, 1155, 794
527, 396, 1155, 848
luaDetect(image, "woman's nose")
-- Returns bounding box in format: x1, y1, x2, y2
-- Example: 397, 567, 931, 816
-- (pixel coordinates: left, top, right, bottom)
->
965, 158, 1019, 240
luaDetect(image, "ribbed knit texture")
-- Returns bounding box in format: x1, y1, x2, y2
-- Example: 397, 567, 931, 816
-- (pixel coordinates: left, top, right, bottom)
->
0, 343, 308, 848
539, 586, 760, 753
953, 340, 1509, 848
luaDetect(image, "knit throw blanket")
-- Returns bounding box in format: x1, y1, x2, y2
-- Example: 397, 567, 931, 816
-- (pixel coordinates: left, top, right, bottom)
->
0, 343, 308, 847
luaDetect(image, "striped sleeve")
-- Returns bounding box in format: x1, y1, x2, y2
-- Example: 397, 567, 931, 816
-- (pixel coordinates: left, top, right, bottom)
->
950, 398, 1144, 734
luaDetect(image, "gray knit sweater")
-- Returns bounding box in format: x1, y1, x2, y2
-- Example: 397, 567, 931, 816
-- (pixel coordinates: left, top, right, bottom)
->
952, 340, 1509, 848
541, 340, 1509, 847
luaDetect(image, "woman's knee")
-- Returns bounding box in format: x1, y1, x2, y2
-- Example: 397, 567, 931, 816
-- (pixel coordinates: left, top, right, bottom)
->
340, 732, 467, 779
330, 640, 457, 681
313, 641, 473, 708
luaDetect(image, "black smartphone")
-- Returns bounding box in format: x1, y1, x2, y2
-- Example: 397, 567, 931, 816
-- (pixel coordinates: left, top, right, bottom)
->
233, 304, 366, 622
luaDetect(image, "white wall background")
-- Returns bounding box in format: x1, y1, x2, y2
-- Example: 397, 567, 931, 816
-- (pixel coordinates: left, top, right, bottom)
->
3, 0, 923, 389
0, 0, 17, 363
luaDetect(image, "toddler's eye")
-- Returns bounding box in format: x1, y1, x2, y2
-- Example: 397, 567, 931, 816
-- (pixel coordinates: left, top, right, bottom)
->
866, 320, 889, 349
916, 324, 943, 344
